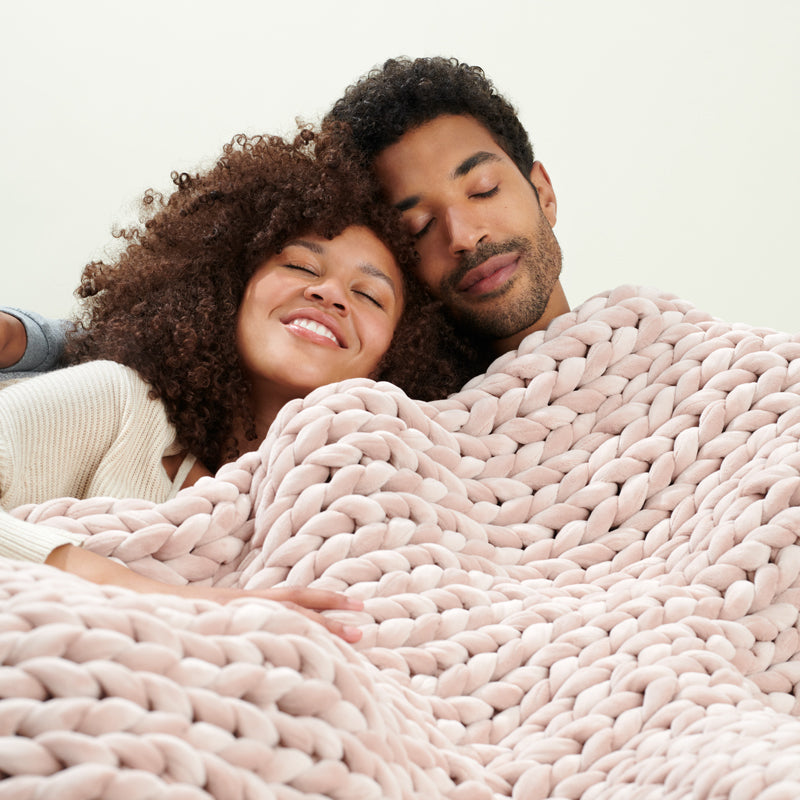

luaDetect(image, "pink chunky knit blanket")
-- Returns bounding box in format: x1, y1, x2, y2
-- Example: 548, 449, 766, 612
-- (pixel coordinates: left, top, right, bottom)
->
4, 285, 800, 799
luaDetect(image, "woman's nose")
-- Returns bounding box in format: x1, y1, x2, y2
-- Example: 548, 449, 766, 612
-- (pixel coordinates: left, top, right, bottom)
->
303, 280, 348, 313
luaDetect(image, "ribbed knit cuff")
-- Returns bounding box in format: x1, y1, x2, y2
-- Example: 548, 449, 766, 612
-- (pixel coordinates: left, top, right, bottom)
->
0, 513, 85, 563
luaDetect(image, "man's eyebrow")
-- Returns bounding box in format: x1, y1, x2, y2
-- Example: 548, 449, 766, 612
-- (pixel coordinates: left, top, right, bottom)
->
283, 239, 324, 254
395, 196, 420, 213
393, 151, 503, 212
451, 151, 503, 180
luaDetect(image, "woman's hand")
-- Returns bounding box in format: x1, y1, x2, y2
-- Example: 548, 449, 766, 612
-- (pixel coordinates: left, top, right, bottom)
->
45, 544, 363, 642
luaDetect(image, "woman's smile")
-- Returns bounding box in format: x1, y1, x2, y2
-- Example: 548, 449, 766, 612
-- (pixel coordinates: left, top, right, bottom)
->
236, 225, 404, 403
281, 308, 345, 347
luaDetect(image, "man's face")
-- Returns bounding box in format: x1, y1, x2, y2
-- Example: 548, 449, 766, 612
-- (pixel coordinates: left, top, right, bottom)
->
373, 114, 563, 348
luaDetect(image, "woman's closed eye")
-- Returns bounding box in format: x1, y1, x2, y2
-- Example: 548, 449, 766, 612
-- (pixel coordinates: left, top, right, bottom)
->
283, 263, 318, 275
355, 289, 384, 309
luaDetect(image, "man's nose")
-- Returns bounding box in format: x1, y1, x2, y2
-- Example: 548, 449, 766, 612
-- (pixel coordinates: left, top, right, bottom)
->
304, 279, 349, 314
445, 206, 488, 255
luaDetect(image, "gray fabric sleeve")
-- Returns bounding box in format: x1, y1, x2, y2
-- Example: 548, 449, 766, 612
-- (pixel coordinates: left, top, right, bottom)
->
0, 307, 68, 378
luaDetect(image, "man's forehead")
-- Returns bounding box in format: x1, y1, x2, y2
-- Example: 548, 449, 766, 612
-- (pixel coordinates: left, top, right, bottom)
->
386, 114, 502, 161
374, 115, 509, 203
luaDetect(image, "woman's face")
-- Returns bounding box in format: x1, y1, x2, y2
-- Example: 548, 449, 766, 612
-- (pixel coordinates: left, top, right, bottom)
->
236, 225, 404, 401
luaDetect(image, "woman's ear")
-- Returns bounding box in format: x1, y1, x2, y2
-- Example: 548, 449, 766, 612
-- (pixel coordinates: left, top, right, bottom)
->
530, 161, 557, 227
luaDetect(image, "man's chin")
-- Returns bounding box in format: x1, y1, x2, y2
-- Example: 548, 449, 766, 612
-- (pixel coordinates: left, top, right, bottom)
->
447, 292, 551, 341
452, 309, 530, 341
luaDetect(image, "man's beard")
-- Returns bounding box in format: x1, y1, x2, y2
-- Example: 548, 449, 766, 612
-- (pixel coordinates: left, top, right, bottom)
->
438, 221, 563, 340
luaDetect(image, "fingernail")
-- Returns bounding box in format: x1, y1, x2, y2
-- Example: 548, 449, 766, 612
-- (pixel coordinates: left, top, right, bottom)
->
343, 625, 362, 641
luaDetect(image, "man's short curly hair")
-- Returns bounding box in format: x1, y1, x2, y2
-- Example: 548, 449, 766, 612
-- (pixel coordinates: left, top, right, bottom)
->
324, 56, 534, 177
64, 131, 471, 470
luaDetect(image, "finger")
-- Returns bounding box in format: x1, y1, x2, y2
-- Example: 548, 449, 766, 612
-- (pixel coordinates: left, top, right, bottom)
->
258, 587, 364, 612
329, 621, 363, 644
286, 603, 363, 643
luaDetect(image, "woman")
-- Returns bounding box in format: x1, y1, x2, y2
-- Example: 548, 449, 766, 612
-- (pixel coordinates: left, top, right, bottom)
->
0, 129, 467, 641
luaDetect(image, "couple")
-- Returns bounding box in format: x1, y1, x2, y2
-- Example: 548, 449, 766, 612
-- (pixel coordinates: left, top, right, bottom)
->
1, 57, 567, 635
7, 56, 800, 799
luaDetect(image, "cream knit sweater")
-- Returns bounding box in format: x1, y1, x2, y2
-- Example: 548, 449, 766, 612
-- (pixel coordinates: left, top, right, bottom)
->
0, 360, 192, 562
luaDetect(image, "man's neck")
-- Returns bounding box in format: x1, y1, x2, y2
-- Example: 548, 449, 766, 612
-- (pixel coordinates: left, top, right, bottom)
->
491, 282, 570, 355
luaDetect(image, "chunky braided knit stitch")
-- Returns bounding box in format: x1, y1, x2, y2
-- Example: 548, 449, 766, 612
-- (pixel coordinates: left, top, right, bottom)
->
5, 286, 800, 798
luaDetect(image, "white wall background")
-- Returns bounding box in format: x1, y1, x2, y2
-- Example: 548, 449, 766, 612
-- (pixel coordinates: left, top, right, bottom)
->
2, 0, 798, 332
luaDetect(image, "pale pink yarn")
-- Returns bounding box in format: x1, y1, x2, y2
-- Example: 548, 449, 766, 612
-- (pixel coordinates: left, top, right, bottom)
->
5, 285, 800, 799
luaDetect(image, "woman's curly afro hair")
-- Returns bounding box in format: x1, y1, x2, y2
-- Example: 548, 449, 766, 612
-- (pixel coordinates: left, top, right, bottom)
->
65, 130, 475, 470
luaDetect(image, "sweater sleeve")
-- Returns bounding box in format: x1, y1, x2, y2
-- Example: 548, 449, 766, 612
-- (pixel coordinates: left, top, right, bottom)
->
0, 360, 178, 562
0, 306, 67, 378
0, 511, 84, 563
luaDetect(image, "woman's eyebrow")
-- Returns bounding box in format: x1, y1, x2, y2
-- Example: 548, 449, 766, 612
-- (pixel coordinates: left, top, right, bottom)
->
359, 263, 396, 294
283, 240, 396, 295
284, 239, 324, 254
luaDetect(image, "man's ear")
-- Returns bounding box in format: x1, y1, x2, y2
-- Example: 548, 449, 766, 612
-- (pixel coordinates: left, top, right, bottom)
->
530, 161, 557, 227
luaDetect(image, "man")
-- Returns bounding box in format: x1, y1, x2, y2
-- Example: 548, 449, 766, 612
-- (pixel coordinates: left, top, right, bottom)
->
1, 56, 568, 379
323, 56, 570, 357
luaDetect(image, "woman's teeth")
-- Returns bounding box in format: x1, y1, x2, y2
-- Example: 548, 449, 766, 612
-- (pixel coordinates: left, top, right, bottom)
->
291, 318, 338, 344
